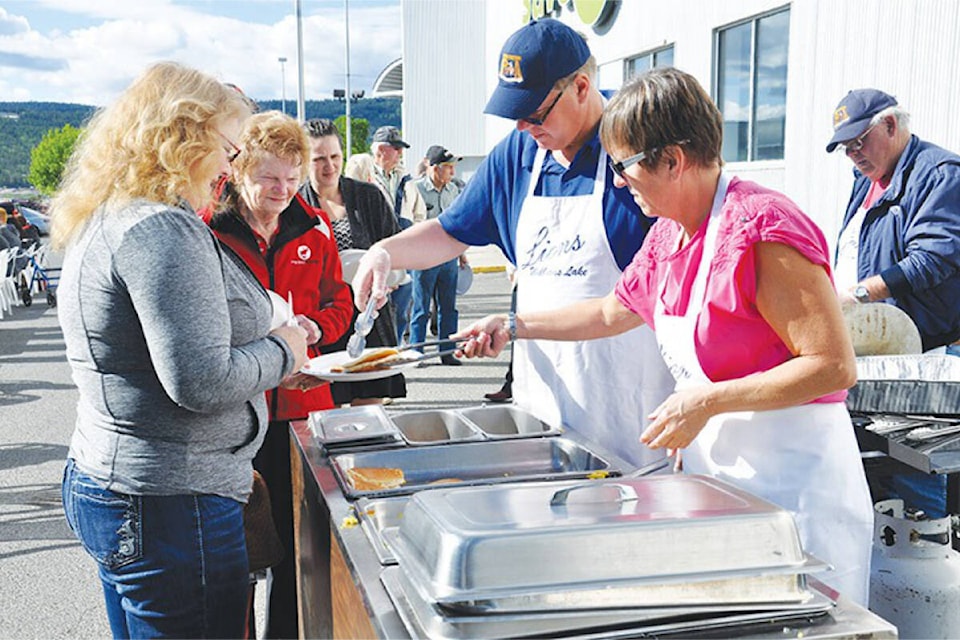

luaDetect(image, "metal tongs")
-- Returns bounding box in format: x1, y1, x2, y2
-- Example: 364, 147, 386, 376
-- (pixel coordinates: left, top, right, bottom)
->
347, 296, 378, 358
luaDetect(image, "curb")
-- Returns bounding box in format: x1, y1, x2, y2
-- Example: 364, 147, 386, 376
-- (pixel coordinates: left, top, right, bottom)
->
472, 265, 506, 274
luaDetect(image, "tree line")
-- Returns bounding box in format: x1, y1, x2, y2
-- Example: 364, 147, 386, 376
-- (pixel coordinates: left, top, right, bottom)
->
0, 97, 401, 190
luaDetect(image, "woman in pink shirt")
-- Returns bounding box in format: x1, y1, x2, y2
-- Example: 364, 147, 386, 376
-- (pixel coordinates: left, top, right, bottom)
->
457, 68, 873, 605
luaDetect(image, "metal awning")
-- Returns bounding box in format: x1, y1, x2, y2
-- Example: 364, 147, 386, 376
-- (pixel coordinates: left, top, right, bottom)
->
371, 58, 402, 98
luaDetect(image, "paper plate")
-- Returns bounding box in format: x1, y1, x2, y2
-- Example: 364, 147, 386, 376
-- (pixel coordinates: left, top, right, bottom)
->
266, 289, 293, 330
843, 302, 923, 356
301, 349, 418, 381
456, 264, 473, 295
339, 249, 406, 288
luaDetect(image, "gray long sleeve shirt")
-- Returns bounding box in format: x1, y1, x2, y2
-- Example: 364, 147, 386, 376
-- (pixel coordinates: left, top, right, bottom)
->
59, 200, 293, 502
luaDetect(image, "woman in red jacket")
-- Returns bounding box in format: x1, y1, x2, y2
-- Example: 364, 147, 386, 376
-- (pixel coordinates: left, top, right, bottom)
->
203, 110, 353, 639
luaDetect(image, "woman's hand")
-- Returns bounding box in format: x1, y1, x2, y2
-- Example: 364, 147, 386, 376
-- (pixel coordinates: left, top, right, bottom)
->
270, 324, 309, 373
291, 315, 322, 345
452, 314, 511, 358
641, 386, 715, 451
280, 371, 326, 391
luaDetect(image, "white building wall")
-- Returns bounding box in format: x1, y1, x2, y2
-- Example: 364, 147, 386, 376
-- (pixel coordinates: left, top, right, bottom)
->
402, 0, 488, 179
406, 0, 960, 248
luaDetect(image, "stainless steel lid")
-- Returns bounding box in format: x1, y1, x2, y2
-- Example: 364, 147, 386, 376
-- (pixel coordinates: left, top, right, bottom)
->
393, 475, 809, 602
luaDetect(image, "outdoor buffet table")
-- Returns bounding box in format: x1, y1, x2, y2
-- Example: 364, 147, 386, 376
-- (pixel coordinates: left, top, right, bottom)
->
289, 410, 896, 640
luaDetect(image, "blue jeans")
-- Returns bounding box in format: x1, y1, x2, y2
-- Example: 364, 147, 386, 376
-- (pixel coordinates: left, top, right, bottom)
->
62, 459, 249, 639
391, 279, 413, 344
410, 259, 459, 351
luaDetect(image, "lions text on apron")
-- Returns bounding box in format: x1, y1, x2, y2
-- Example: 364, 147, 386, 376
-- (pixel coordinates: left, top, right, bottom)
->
653, 173, 873, 606
513, 146, 674, 467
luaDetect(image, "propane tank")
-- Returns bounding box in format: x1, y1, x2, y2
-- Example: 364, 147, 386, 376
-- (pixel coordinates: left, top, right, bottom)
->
870, 498, 960, 639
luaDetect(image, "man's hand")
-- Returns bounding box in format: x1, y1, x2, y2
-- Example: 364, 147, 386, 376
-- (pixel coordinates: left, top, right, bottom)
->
452, 314, 511, 358
352, 245, 391, 311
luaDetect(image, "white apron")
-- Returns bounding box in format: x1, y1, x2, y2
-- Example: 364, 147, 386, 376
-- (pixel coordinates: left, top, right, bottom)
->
513, 147, 675, 467
653, 173, 873, 606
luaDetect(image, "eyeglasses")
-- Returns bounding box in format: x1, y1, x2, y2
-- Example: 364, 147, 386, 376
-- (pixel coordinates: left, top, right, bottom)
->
218, 131, 241, 163
609, 140, 689, 178
521, 84, 568, 126
838, 123, 877, 154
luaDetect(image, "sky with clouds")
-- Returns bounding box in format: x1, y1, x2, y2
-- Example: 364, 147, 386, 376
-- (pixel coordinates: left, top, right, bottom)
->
0, 0, 401, 106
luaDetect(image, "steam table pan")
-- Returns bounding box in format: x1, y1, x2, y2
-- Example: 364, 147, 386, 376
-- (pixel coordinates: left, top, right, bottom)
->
456, 405, 561, 439
308, 405, 401, 449
391, 474, 824, 605
391, 410, 485, 446
330, 437, 619, 499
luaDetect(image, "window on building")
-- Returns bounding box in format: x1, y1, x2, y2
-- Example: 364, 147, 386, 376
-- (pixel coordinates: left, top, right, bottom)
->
625, 46, 675, 79
715, 7, 790, 162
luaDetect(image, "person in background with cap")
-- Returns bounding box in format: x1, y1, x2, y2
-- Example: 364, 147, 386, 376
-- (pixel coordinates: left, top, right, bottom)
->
828, 88, 960, 517
352, 19, 675, 468
370, 125, 425, 344
409, 145, 468, 365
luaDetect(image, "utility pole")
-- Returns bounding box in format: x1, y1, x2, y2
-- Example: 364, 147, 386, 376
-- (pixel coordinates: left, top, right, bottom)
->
295, 0, 305, 122
278, 57, 287, 115
344, 0, 352, 159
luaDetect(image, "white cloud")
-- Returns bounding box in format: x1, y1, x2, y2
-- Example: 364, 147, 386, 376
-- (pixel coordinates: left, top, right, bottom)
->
0, 1, 401, 105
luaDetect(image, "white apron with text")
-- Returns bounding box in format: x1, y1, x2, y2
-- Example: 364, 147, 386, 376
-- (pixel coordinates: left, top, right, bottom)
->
653, 173, 873, 605
513, 147, 674, 467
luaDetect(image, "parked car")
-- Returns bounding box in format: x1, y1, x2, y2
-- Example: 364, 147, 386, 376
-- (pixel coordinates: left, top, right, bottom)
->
18, 206, 50, 236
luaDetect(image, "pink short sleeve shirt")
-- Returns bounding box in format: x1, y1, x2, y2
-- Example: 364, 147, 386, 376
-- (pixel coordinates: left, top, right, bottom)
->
614, 178, 846, 403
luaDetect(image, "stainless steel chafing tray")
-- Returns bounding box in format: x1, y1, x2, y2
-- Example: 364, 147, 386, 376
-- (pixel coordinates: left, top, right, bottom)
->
355, 496, 408, 565
391, 475, 822, 605
457, 405, 561, 439
330, 437, 619, 499
380, 566, 838, 640
391, 410, 485, 446
308, 405, 401, 448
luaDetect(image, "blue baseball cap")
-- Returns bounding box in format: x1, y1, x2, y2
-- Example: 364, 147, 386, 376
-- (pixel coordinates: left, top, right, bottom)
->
826, 89, 898, 152
483, 19, 590, 121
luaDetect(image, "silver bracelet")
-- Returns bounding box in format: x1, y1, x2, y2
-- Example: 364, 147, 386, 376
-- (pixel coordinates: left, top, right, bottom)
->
507, 311, 517, 341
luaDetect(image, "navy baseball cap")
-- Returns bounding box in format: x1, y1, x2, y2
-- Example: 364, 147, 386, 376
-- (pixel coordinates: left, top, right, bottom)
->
826, 89, 898, 152
483, 18, 590, 121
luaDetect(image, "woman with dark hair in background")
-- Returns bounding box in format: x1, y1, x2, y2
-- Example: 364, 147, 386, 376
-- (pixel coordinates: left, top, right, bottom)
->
299, 118, 407, 406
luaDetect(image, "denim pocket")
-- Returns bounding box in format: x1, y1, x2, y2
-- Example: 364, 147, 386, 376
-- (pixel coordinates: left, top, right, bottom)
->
64, 463, 143, 570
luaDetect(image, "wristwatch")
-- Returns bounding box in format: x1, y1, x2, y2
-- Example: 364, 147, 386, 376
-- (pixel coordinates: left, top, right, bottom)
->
507, 311, 517, 341
853, 285, 871, 304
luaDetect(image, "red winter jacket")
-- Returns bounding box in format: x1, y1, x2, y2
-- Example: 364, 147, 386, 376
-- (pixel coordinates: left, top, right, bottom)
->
204, 193, 353, 420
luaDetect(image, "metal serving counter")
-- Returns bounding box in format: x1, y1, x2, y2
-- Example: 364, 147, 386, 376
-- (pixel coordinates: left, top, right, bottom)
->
290, 418, 896, 639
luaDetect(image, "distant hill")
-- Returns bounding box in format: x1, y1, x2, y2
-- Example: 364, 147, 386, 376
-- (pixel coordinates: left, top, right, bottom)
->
0, 98, 401, 189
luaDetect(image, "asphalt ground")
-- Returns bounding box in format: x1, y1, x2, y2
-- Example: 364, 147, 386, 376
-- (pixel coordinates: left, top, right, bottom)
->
0, 244, 512, 639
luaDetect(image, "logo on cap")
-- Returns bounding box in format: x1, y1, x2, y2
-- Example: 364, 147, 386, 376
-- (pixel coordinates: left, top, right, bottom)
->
499, 54, 523, 83
833, 105, 849, 130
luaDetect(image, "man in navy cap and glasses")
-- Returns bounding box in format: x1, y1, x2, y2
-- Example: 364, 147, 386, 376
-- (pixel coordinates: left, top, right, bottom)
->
828, 88, 960, 516
352, 18, 674, 468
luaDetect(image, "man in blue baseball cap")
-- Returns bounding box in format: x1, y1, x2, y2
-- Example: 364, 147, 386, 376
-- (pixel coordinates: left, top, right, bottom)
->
352, 18, 674, 468
829, 88, 960, 516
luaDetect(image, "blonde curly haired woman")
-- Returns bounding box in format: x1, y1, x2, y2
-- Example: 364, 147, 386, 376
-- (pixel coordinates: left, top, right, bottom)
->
53, 62, 309, 639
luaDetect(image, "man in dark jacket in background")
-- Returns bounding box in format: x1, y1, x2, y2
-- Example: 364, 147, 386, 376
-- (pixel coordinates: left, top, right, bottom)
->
828, 88, 960, 354
827, 88, 960, 518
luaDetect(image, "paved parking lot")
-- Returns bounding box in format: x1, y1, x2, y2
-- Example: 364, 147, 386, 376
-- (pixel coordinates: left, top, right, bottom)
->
0, 245, 511, 638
